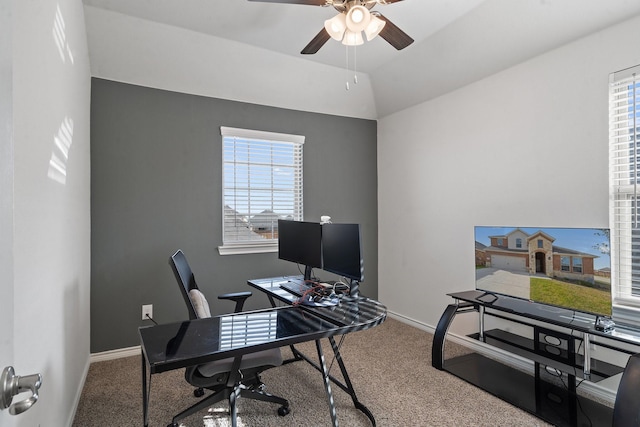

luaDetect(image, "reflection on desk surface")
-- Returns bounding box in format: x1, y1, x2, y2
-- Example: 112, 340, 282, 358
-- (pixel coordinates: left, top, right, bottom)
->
140, 307, 339, 372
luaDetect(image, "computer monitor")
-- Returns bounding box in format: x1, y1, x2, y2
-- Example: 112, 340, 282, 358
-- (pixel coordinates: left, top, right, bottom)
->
277, 219, 322, 280
321, 223, 364, 283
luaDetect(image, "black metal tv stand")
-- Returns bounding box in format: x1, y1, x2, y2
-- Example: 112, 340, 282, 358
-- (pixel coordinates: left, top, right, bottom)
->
433, 290, 640, 427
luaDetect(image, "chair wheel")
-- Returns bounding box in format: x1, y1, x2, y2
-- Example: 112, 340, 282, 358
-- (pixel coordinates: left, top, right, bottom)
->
194, 387, 204, 397
167, 423, 179, 427
278, 406, 290, 416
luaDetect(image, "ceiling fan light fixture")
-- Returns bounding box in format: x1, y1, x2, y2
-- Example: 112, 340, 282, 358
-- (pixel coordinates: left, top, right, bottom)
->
345, 5, 371, 33
324, 13, 347, 41
342, 29, 364, 46
364, 14, 386, 41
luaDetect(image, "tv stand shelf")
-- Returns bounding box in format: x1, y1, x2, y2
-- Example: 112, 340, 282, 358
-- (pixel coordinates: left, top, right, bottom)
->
475, 329, 622, 382
433, 290, 640, 427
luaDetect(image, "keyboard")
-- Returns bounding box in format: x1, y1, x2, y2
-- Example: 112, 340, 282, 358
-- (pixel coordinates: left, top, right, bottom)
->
279, 280, 339, 307
279, 280, 312, 297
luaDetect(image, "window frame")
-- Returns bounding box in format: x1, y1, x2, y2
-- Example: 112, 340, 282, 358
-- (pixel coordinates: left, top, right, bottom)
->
609, 64, 640, 325
218, 126, 305, 255
572, 257, 582, 274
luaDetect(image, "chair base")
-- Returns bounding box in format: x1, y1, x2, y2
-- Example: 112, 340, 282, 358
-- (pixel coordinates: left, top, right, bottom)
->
169, 383, 289, 427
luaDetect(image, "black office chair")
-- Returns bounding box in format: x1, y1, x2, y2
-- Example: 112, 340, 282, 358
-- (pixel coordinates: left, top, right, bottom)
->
167, 249, 290, 427
613, 353, 640, 426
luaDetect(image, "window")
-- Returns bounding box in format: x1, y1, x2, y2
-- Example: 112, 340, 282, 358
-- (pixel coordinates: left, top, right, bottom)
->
516, 238, 522, 248
497, 238, 504, 246
561, 256, 570, 272
572, 257, 582, 273
538, 239, 543, 249
610, 64, 640, 322
219, 127, 304, 255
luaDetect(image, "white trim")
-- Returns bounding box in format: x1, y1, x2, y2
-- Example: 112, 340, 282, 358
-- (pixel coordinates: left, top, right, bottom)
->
387, 310, 617, 405
218, 242, 278, 255
387, 311, 436, 333
69, 356, 91, 427
613, 303, 640, 329
388, 311, 531, 372
220, 126, 305, 144
90, 345, 141, 363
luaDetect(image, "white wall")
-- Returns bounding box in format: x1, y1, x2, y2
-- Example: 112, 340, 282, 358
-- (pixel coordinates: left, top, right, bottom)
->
83, 6, 377, 120
0, 0, 14, 423
11, 0, 91, 425
377, 14, 640, 332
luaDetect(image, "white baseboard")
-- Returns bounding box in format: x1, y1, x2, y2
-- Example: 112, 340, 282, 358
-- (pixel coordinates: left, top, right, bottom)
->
387, 310, 617, 405
68, 356, 91, 427
69, 347, 140, 426
90, 345, 141, 363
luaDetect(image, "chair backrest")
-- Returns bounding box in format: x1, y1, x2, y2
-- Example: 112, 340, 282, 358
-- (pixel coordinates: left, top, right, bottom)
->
613, 353, 640, 426
169, 249, 199, 320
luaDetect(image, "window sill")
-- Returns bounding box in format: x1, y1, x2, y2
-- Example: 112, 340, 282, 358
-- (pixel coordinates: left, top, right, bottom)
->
613, 303, 640, 329
218, 242, 278, 256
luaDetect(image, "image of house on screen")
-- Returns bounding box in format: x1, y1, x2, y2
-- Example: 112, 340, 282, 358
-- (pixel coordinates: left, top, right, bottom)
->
478, 228, 598, 284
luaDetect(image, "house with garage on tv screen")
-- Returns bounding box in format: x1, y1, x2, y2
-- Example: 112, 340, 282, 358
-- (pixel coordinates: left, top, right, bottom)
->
477, 228, 599, 285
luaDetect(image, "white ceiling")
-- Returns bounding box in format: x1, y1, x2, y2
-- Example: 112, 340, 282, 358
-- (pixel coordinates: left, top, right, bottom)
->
81, 0, 485, 73
81, 0, 640, 116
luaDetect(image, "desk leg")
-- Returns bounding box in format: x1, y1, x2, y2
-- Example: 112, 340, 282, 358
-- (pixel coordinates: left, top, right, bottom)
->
328, 336, 376, 426
266, 294, 276, 307
316, 339, 339, 427
142, 351, 149, 427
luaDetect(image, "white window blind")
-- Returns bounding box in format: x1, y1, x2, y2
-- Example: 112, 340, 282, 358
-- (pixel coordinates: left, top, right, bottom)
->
219, 127, 304, 255
609, 65, 640, 322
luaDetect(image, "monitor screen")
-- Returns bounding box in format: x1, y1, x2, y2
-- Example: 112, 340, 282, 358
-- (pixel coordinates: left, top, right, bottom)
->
475, 226, 611, 316
322, 223, 364, 282
278, 220, 322, 275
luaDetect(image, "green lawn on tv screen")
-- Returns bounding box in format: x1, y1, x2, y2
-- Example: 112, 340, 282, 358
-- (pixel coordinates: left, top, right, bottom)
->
530, 277, 612, 316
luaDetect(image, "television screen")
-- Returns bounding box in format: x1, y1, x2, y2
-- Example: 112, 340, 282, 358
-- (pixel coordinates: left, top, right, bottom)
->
322, 223, 364, 282
278, 220, 323, 275
475, 226, 611, 316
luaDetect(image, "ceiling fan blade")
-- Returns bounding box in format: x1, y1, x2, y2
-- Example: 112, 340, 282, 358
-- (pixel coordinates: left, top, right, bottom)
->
247, 0, 330, 5
301, 28, 331, 54
376, 13, 414, 50
374, 0, 404, 4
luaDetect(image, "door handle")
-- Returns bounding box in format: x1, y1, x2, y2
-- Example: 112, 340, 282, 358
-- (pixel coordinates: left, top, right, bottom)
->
1, 366, 42, 415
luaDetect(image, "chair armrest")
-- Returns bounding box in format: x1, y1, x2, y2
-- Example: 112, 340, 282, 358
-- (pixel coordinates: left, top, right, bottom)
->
218, 291, 252, 313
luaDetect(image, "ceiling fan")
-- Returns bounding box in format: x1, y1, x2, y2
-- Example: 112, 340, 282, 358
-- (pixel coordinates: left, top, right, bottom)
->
248, 0, 414, 54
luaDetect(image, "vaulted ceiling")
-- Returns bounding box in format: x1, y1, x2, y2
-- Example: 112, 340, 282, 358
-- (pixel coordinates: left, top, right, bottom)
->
82, 0, 640, 117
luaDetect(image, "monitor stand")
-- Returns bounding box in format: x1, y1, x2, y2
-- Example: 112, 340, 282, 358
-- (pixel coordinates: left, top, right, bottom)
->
304, 265, 313, 282
350, 280, 360, 298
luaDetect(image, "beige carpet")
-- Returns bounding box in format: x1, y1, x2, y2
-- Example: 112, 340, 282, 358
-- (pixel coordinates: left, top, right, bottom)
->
72, 318, 551, 426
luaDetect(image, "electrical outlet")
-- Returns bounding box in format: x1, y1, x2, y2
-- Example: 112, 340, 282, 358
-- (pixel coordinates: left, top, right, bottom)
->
142, 304, 153, 321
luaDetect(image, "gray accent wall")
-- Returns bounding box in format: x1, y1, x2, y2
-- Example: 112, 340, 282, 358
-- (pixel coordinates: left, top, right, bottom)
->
90, 78, 377, 352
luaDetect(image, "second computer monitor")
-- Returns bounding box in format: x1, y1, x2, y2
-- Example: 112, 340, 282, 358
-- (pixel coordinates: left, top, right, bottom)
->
277, 219, 322, 280
321, 223, 364, 282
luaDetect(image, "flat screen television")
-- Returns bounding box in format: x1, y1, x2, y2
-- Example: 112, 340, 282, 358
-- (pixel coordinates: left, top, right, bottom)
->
474, 226, 611, 317
278, 219, 322, 280
322, 223, 365, 283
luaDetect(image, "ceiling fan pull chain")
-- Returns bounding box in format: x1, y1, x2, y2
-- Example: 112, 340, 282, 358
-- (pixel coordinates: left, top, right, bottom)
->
345, 44, 350, 90
353, 46, 358, 85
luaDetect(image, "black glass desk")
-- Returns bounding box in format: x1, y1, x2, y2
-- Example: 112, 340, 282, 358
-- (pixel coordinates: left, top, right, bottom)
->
246, 276, 387, 427
139, 287, 386, 427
